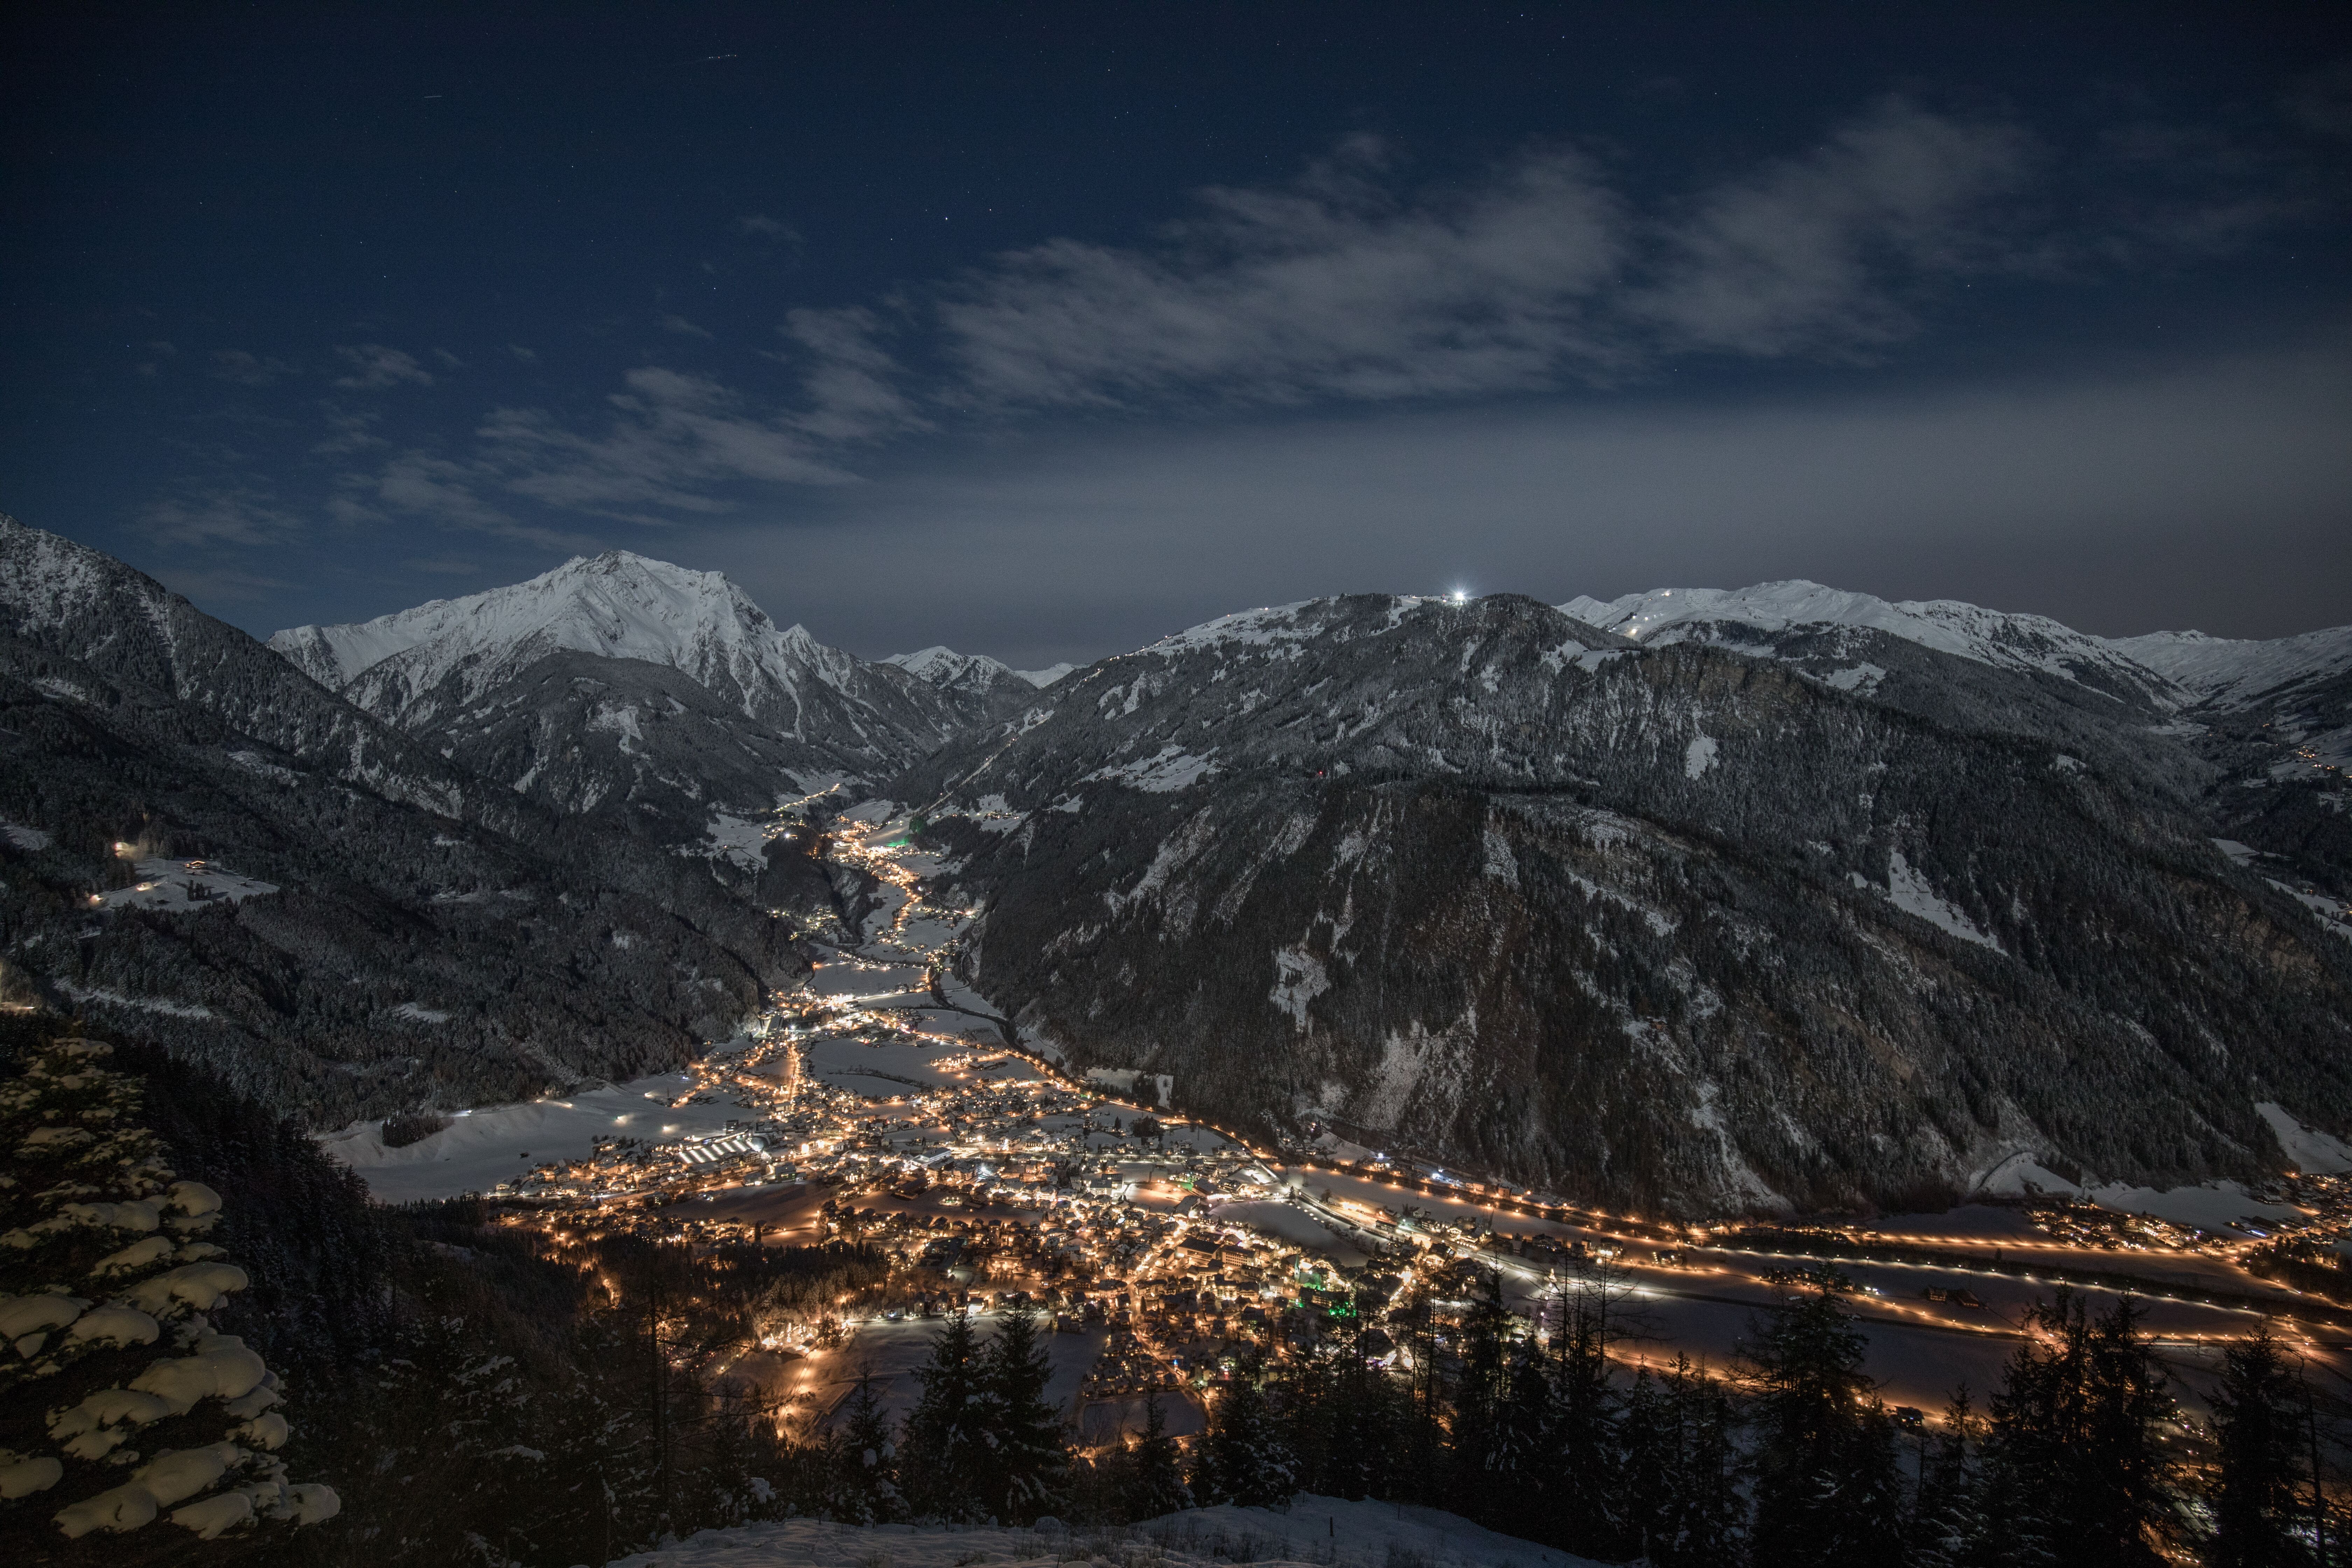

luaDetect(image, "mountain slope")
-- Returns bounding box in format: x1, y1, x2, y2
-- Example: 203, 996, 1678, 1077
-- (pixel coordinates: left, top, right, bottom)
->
270, 553, 981, 841
2112, 624, 2352, 709
884, 644, 1053, 725
894, 593, 2352, 1217
1560, 580, 2186, 710
272, 551, 970, 786
0, 517, 803, 1122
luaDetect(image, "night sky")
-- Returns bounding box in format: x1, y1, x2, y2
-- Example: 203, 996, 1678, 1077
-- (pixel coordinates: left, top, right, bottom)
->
6, 3, 2349, 669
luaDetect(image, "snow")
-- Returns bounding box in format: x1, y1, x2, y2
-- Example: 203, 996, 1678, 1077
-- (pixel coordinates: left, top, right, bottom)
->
2, 820, 52, 850
1086, 744, 1219, 792
1864, 853, 2004, 952
1815, 662, 1886, 694
2254, 1100, 2352, 1175
884, 645, 1026, 695
1015, 662, 1076, 687
92, 858, 279, 912
1268, 946, 1329, 1029
2112, 623, 2352, 707
686, 810, 783, 872
1683, 734, 1718, 779
2084, 1181, 2305, 1234
1560, 579, 2184, 705
601, 1494, 1602, 1568
266, 551, 865, 728
318, 1072, 764, 1204
1144, 601, 1332, 655
1972, 1153, 2085, 1198
1208, 1196, 1369, 1263
55, 984, 214, 1021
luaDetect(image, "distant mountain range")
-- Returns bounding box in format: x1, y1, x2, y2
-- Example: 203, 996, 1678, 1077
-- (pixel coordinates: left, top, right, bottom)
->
5, 517, 2346, 1214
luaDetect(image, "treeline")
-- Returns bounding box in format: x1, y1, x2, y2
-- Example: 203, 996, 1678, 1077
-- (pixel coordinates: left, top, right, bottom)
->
769, 1261, 2351, 1568
9, 1022, 2347, 1568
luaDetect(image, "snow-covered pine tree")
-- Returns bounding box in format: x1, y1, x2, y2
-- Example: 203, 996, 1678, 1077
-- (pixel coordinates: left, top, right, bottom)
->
977, 1303, 1068, 1525
900, 1307, 987, 1521
1194, 1352, 1293, 1508
824, 1375, 902, 1525
1123, 1388, 1190, 1520
0, 1034, 339, 1552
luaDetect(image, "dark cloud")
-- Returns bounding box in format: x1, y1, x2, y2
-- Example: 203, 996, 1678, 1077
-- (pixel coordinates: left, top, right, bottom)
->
212, 349, 300, 386
695, 339, 2352, 664
331, 344, 435, 390
140, 485, 304, 547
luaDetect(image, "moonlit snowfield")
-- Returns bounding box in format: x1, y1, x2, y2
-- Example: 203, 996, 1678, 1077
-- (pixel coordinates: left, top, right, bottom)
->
319, 1072, 762, 1205
601, 1494, 1608, 1568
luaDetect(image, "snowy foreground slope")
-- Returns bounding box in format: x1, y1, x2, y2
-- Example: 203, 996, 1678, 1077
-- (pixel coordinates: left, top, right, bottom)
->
605, 1496, 1602, 1568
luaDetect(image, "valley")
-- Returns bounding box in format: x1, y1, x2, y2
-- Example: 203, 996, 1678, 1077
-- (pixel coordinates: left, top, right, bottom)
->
333, 802, 2352, 1438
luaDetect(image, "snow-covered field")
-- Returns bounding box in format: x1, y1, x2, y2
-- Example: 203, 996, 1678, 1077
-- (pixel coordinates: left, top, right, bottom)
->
93, 856, 278, 911
605, 1494, 1605, 1568
319, 1072, 762, 1204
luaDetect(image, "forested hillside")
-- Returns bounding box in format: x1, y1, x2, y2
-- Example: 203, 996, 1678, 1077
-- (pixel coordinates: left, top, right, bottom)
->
901, 594, 2352, 1214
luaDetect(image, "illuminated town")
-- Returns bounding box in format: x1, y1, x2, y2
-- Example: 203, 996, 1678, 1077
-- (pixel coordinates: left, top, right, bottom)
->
464, 802, 2352, 1449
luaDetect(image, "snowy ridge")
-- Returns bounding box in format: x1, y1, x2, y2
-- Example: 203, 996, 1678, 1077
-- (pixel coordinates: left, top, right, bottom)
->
2111, 624, 2352, 708
269, 551, 936, 739
885, 644, 1019, 692
1014, 661, 1077, 687
1559, 579, 2184, 706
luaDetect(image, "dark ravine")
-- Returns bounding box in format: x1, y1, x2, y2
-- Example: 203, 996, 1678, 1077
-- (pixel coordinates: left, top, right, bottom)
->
897, 594, 2352, 1216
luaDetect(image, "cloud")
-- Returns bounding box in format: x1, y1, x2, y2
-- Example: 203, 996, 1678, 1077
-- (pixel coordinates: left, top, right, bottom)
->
937, 136, 1630, 408
312, 408, 385, 455
660, 313, 714, 339
332, 344, 435, 389
469, 366, 857, 522
329, 451, 596, 551
509, 343, 539, 363
777, 307, 930, 442
930, 103, 2056, 409
212, 349, 300, 386
1634, 99, 2035, 355
696, 340, 2352, 661
149, 566, 298, 603
2283, 58, 2352, 137
140, 486, 304, 546
738, 213, 797, 239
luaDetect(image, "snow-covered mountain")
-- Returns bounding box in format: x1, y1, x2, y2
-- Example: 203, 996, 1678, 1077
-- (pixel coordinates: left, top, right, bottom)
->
0, 517, 799, 1122
1016, 662, 1077, 687
270, 553, 977, 822
273, 551, 961, 743
884, 644, 1056, 722
2111, 624, 2352, 708
1559, 580, 2186, 709
901, 591, 2352, 1215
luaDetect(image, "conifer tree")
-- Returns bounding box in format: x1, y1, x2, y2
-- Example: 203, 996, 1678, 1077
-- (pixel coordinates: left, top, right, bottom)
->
1621, 1354, 1744, 1568
1744, 1266, 1903, 1568
825, 1376, 903, 1525
2205, 1328, 2314, 1568
1195, 1352, 1294, 1507
0, 1034, 340, 1552
1446, 1271, 1516, 1524
1990, 1290, 2183, 1568
1909, 1387, 1992, 1568
900, 1308, 988, 1521
1547, 1273, 1627, 1556
1122, 1389, 1191, 1520
977, 1304, 1068, 1524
